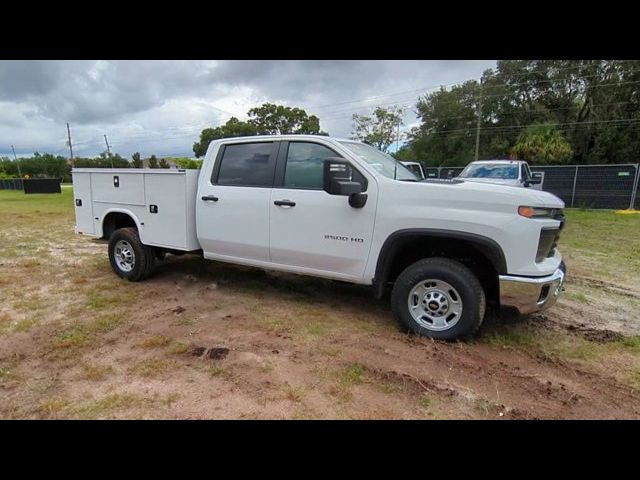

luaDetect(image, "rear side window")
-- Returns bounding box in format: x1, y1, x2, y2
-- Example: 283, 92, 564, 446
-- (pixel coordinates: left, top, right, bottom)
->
284, 142, 339, 189
215, 142, 275, 187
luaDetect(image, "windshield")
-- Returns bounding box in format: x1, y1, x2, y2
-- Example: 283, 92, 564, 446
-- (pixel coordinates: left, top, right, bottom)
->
460, 163, 518, 180
339, 141, 418, 181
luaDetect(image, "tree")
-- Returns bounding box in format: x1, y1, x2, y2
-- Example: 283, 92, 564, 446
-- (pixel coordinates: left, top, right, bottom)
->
192, 117, 258, 157
193, 103, 328, 158
511, 124, 573, 164
402, 60, 640, 165
148, 155, 159, 168
158, 158, 170, 168
351, 105, 405, 153
170, 157, 203, 169
131, 152, 143, 168
247, 103, 325, 135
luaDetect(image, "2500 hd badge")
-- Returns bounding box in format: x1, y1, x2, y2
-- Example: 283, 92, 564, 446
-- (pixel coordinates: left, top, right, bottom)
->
324, 234, 364, 243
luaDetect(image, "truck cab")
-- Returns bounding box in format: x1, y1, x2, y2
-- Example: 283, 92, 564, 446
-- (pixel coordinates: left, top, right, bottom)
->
72, 135, 566, 341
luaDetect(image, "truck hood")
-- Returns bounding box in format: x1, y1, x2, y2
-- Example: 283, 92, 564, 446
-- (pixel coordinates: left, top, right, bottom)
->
413, 177, 564, 209
458, 177, 519, 186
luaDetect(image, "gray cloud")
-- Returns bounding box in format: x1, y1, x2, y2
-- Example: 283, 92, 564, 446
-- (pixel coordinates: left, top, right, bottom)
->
0, 60, 495, 158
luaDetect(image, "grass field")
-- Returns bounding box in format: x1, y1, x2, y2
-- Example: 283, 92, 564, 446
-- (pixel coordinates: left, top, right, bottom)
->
1, 188, 640, 419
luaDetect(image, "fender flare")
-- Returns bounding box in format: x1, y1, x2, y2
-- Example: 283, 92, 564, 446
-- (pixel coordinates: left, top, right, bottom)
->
98, 208, 143, 239
372, 228, 508, 298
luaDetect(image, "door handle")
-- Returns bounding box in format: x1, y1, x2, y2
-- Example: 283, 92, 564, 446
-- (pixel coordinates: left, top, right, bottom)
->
201, 195, 219, 202
274, 199, 296, 207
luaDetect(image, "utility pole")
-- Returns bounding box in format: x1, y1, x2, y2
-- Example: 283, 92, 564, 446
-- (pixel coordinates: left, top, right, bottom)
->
104, 134, 113, 167
474, 79, 483, 161
11, 145, 22, 178
66, 123, 74, 164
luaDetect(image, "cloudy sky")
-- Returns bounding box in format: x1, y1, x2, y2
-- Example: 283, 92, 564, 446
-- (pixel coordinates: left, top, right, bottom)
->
0, 60, 496, 159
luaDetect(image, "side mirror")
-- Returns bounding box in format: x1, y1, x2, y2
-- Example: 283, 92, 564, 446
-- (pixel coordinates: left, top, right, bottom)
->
525, 176, 542, 187
323, 158, 363, 195
323, 158, 367, 208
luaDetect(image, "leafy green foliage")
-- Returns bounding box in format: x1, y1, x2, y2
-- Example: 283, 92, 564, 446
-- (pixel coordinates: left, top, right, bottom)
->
148, 155, 158, 168
74, 153, 130, 169
158, 158, 170, 168
171, 157, 203, 169
511, 124, 573, 164
192, 117, 258, 157
131, 152, 143, 168
404, 60, 640, 166
192, 103, 328, 158
352, 106, 405, 153
247, 103, 325, 135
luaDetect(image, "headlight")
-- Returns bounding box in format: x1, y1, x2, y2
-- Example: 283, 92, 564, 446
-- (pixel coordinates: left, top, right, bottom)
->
518, 206, 561, 218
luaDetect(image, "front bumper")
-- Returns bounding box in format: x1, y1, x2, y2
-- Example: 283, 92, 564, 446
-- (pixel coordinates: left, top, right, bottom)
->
499, 262, 566, 315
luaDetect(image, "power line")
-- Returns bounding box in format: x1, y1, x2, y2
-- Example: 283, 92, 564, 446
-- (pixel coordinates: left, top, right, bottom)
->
421, 119, 640, 137
318, 79, 640, 123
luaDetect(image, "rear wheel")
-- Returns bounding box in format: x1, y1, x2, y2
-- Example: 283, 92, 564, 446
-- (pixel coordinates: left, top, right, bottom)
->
391, 258, 486, 341
108, 227, 155, 281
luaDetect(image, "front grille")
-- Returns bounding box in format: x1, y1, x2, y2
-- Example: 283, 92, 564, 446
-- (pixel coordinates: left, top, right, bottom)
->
536, 228, 560, 263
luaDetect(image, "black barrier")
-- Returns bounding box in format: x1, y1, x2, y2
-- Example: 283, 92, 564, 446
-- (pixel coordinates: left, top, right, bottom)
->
0, 178, 24, 190
635, 170, 640, 210
530, 166, 577, 205
531, 165, 638, 209
23, 178, 62, 194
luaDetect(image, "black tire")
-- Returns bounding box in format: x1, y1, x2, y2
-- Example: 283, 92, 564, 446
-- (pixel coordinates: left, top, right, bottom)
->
108, 227, 155, 281
391, 258, 486, 341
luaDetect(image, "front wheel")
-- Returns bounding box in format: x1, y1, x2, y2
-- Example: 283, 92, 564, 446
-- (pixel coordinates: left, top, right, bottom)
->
391, 258, 486, 341
108, 227, 155, 281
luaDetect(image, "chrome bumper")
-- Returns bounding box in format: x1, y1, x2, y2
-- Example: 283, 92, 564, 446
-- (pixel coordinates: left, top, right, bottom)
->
499, 262, 566, 315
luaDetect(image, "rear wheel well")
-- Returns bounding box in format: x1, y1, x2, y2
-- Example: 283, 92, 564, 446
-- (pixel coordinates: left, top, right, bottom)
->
375, 235, 501, 305
102, 212, 137, 240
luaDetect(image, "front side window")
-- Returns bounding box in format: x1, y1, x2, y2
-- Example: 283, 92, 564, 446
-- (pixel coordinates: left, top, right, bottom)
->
215, 142, 275, 187
284, 142, 338, 189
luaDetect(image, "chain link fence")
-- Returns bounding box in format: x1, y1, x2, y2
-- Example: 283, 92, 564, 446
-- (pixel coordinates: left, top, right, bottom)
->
530, 164, 639, 209
426, 163, 639, 210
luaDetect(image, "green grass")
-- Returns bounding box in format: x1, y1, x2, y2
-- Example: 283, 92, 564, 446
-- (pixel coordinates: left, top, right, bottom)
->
71, 393, 151, 419
0, 189, 74, 216
130, 359, 174, 378
79, 363, 114, 381
139, 335, 171, 349
166, 341, 190, 355
53, 326, 92, 349
562, 209, 640, 281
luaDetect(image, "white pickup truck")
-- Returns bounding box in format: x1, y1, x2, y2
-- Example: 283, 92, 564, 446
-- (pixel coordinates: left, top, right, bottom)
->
458, 159, 544, 190
72, 135, 566, 340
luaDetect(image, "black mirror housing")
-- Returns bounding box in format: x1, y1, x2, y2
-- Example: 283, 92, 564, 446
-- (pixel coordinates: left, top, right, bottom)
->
323, 158, 363, 196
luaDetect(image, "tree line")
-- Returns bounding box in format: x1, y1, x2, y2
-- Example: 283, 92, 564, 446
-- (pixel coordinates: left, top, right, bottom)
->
0, 152, 200, 182
396, 60, 640, 166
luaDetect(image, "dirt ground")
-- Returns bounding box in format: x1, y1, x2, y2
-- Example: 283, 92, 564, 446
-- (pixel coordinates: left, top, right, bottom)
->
1, 189, 640, 419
